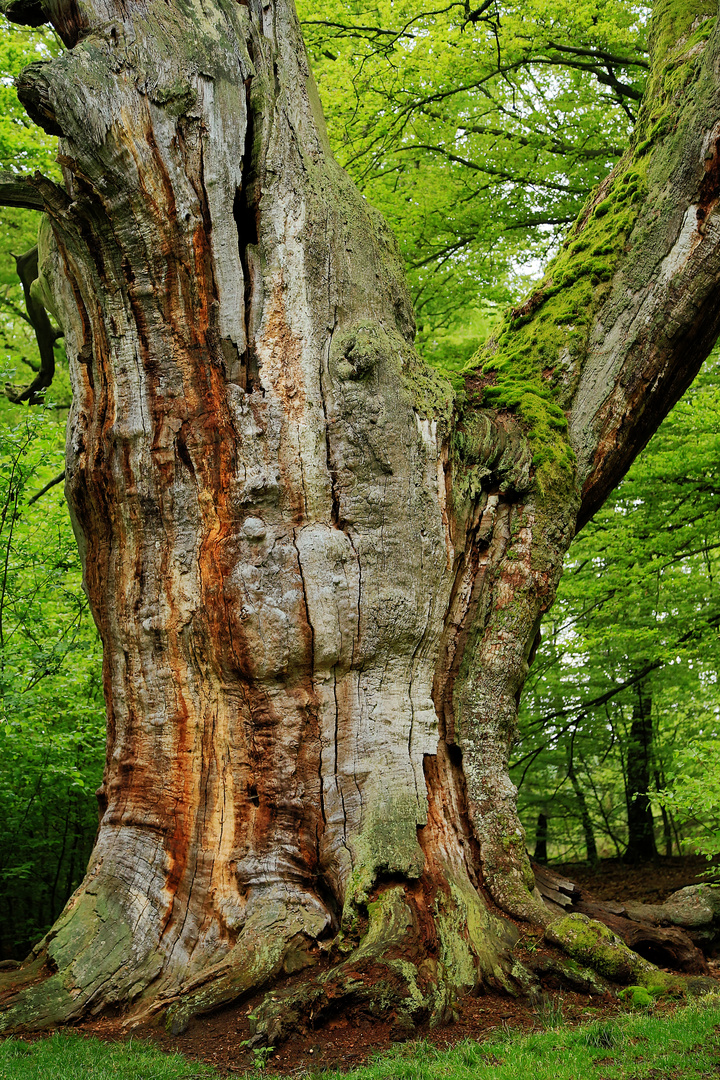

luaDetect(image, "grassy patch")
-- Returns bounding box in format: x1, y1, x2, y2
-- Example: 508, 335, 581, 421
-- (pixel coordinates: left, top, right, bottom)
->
316, 997, 720, 1080
0, 1032, 216, 1079
2, 997, 720, 1079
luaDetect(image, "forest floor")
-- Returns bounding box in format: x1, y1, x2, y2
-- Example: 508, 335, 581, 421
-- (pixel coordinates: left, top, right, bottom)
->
47, 854, 717, 1076
556, 853, 716, 903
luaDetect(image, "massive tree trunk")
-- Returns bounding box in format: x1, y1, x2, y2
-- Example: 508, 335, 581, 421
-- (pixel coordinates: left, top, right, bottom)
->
2, 0, 720, 1038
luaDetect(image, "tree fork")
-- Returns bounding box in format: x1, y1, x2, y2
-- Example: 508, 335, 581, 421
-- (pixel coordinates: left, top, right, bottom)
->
1, 0, 720, 1038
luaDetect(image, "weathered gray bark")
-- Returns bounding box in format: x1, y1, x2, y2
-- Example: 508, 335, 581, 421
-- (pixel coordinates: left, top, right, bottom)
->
1, 0, 720, 1038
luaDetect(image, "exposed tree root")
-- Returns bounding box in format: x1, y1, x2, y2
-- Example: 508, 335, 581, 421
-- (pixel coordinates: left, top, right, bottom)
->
0, 881, 164, 1032
161, 894, 718, 1048
545, 912, 718, 998
159, 879, 525, 1043
1, 870, 717, 1042
160, 898, 330, 1037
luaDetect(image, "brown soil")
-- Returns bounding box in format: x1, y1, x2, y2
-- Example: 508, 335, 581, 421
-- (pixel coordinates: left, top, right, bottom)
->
4, 856, 718, 1076
72, 983, 628, 1076
555, 855, 718, 905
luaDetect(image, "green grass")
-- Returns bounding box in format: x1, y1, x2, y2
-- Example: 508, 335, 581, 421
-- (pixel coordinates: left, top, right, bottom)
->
326, 998, 720, 1080
0, 1032, 216, 1079
2, 996, 720, 1079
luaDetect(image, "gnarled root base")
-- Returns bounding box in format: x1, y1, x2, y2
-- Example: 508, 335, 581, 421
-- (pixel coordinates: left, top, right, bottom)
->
159, 897, 718, 1046
1, 867, 717, 1042
0, 871, 524, 1039
0, 879, 166, 1032
163, 878, 523, 1043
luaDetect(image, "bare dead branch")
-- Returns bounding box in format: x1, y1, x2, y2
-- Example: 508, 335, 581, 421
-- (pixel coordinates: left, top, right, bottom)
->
0, 173, 44, 211
6, 245, 56, 405
28, 469, 65, 505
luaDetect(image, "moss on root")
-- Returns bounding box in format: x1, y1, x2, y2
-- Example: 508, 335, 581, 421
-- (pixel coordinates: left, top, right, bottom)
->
545, 914, 717, 1000
0, 884, 162, 1033
545, 914, 653, 983
235, 879, 526, 1046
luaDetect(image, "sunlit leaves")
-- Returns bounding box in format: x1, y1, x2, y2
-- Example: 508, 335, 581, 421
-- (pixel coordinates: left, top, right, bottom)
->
299, 0, 649, 340
0, 404, 104, 955
515, 356, 720, 861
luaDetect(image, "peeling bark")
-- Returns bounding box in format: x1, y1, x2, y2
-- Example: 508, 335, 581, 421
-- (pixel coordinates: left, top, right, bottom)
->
2, 0, 720, 1038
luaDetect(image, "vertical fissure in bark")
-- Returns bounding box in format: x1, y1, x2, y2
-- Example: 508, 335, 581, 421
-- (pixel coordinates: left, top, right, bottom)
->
433, 473, 487, 735
233, 73, 261, 392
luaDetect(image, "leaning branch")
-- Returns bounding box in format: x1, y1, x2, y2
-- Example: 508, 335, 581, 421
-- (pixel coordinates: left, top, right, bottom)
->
28, 470, 65, 505
0, 173, 44, 212
6, 245, 56, 405
544, 41, 650, 70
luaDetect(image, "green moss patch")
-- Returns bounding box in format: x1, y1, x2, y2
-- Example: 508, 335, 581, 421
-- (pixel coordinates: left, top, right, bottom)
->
460, 0, 717, 490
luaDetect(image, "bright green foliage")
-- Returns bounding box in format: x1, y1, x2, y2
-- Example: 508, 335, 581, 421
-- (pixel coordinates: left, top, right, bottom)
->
654, 742, 720, 866
0, 19, 98, 960
0, 20, 59, 177
0, 404, 104, 958
0, 203, 55, 396
300, 0, 647, 341
515, 356, 720, 861
422, 305, 503, 390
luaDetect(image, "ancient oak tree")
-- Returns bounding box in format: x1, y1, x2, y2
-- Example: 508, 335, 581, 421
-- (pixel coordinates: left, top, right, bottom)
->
1, 0, 720, 1039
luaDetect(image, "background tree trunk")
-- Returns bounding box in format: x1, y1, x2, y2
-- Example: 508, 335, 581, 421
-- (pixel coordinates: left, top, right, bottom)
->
624, 683, 658, 862
568, 758, 599, 865
2, 0, 720, 1038
534, 812, 549, 864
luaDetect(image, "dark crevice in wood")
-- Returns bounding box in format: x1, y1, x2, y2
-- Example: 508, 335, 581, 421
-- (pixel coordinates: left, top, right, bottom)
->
3, 0, 88, 46
1, 0, 46, 26
233, 75, 261, 393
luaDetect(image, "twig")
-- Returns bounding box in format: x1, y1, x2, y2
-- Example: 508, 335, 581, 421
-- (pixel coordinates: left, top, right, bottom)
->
28, 470, 65, 506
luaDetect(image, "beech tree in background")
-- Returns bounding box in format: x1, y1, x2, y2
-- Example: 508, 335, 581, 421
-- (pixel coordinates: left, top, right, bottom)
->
1, 0, 720, 1041
515, 361, 720, 863
299, 0, 649, 344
